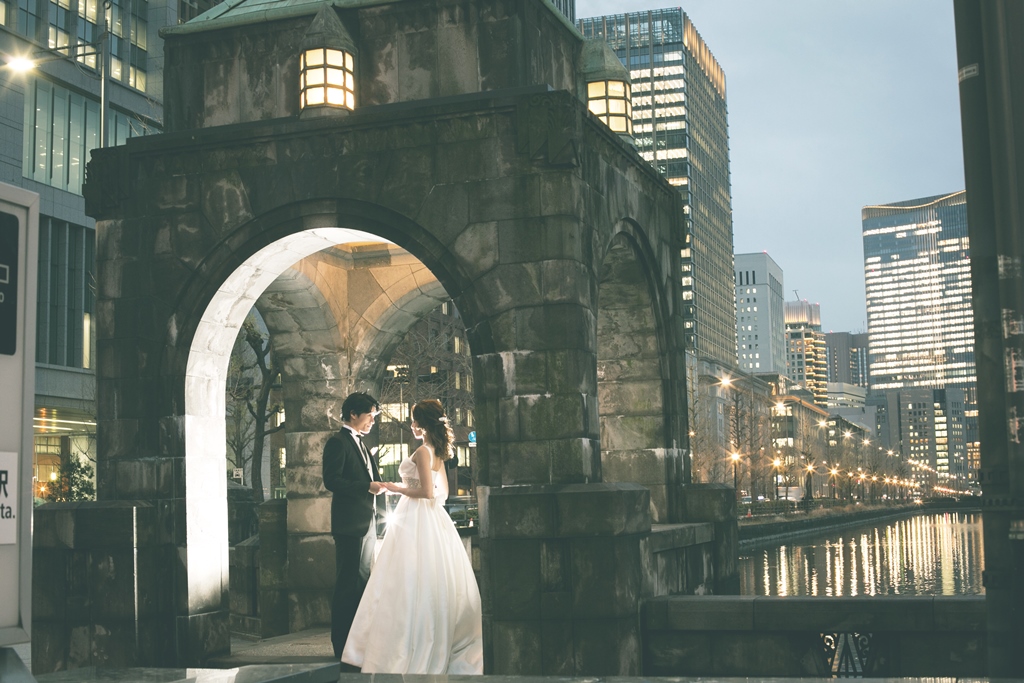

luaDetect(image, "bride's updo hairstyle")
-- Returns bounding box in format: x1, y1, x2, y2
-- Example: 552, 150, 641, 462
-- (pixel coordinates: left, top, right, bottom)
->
412, 399, 454, 461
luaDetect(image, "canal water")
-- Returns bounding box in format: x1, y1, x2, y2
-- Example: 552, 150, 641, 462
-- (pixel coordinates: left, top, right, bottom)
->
739, 510, 984, 596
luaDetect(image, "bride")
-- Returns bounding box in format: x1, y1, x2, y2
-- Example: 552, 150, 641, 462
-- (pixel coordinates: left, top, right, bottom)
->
341, 399, 483, 674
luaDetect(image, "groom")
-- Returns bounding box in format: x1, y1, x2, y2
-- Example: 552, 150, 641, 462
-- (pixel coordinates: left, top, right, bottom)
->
323, 391, 386, 659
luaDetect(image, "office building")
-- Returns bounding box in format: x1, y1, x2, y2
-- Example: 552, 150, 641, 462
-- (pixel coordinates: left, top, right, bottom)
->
734, 252, 785, 374
873, 387, 967, 494
549, 0, 575, 23
827, 382, 867, 409
579, 8, 736, 365
784, 300, 827, 406
825, 331, 869, 387
1, 0, 185, 494
862, 190, 976, 485
862, 191, 974, 400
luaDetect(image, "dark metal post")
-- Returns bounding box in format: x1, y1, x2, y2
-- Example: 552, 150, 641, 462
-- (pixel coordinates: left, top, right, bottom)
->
98, 0, 110, 147
953, 1, 1024, 676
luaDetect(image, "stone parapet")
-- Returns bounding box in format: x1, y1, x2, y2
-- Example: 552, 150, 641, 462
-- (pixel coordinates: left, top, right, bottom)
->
643, 523, 715, 597
676, 484, 738, 593
642, 595, 986, 677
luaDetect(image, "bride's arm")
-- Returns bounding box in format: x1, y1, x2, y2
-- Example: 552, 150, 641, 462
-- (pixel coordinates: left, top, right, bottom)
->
383, 446, 435, 499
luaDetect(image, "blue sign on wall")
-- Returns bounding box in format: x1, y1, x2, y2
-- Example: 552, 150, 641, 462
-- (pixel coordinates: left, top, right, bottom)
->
468, 431, 476, 444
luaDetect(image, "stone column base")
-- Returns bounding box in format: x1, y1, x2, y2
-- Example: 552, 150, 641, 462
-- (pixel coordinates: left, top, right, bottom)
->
479, 482, 651, 675
32, 501, 229, 673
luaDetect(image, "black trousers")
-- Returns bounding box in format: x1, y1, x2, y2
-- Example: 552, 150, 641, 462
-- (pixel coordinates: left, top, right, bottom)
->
332, 530, 374, 658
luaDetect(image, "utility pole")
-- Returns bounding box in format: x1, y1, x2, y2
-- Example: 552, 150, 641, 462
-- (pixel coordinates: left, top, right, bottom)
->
953, 2, 1024, 676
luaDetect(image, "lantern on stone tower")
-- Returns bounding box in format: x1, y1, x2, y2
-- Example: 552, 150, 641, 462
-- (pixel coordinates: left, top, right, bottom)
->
582, 39, 633, 138
300, 5, 357, 115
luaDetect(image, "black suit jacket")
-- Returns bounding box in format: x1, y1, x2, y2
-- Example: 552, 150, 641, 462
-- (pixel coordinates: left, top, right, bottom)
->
322, 428, 382, 537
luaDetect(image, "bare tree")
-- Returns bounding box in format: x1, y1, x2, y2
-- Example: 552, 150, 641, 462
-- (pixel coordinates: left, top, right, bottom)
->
225, 315, 285, 502
376, 302, 475, 489
379, 307, 472, 420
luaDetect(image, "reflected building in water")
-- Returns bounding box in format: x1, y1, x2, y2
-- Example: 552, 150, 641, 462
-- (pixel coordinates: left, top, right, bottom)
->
740, 511, 984, 597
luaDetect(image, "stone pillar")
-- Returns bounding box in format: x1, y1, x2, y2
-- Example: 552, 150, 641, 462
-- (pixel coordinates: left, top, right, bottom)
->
479, 483, 651, 675
257, 499, 289, 638
677, 483, 739, 594
953, 2, 1024, 675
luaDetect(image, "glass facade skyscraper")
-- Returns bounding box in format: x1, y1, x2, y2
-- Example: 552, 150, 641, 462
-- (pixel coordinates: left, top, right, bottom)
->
579, 8, 736, 365
549, 0, 574, 23
862, 190, 976, 490
862, 191, 974, 398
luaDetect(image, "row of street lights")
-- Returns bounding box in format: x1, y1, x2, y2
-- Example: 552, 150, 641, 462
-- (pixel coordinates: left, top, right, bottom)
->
712, 374, 931, 502
727, 450, 922, 502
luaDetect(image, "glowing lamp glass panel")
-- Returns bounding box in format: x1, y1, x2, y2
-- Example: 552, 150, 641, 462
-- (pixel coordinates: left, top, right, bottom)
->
586, 79, 632, 136
300, 47, 355, 111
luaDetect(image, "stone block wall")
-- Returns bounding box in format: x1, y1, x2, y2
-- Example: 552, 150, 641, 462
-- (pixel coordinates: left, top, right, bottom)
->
480, 483, 652, 675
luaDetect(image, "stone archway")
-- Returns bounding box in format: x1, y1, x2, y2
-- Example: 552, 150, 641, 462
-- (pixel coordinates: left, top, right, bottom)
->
187, 228, 466, 634
183, 227, 385, 633
251, 241, 453, 631
77, 3, 691, 668
597, 229, 684, 523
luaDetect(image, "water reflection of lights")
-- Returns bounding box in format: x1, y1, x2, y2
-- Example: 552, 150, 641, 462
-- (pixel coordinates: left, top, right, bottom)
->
739, 512, 984, 597
779, 545, 790, 596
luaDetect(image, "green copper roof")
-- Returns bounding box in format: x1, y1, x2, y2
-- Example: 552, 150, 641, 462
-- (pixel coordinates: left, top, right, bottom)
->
301, 3, 356, 50
162, 0, 581, 40
161, 0, 395, 36
581, 39, 629, 83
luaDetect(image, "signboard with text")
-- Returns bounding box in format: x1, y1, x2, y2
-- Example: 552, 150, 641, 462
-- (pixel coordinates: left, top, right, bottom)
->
0, 183, 39, 647
0, 453, 17, 544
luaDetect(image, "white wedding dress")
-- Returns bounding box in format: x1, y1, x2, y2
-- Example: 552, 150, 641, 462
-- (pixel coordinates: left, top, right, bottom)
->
341, 457, 483, 674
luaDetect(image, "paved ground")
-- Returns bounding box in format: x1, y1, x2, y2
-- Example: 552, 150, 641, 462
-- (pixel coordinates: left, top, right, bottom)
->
214, 628, 337, 667
4, 630, 338, 676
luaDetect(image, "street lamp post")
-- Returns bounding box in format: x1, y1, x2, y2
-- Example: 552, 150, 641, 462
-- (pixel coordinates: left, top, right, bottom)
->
98, 0, 110, 147
772, 457, 781, 502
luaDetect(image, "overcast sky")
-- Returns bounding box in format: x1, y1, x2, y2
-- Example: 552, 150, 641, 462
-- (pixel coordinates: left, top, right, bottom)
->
576, 0, 966, 333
